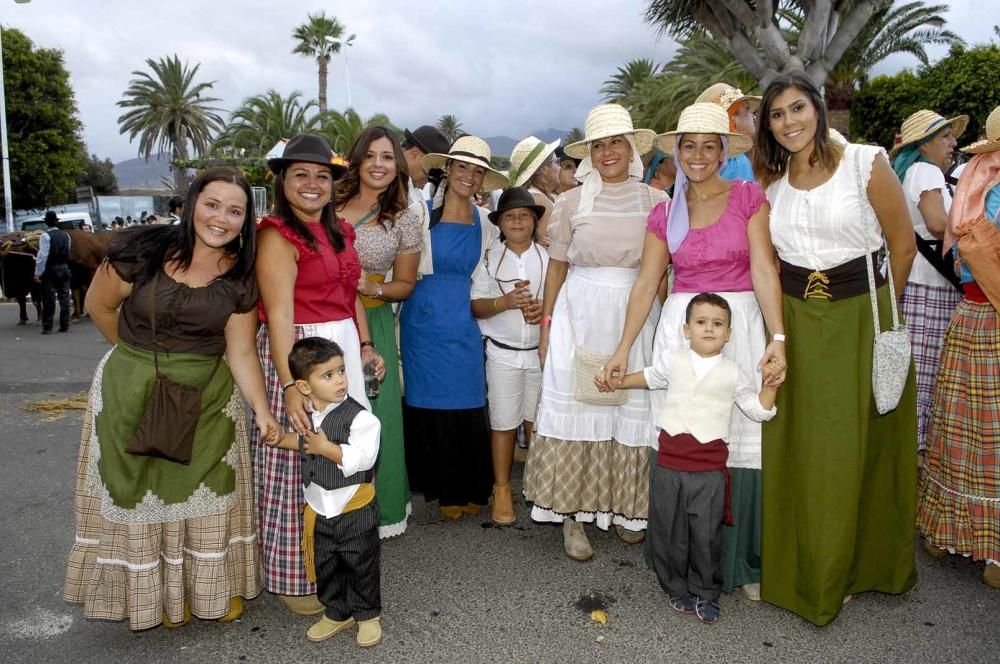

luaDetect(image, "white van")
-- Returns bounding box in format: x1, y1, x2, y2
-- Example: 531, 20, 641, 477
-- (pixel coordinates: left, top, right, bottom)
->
19, 212, 94, 232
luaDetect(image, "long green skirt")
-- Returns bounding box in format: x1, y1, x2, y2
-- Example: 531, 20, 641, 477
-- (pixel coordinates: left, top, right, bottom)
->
761, 285, 918, 626
722, 468, 761, 592
365, 302, 411, 537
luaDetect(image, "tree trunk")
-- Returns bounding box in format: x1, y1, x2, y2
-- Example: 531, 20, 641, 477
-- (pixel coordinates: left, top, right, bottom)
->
318, 58, 328, 115
172, 134, 190, 194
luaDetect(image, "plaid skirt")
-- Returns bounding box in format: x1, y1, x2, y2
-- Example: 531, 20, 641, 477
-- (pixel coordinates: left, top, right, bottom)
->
250, 320, 369, 596
917, 298, 1000, 562
64, 350, 261, 630
901, 281, 962, 450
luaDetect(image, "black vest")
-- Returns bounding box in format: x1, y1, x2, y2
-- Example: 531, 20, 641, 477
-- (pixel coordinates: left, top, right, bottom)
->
300, 396, 372, 491
46, 229, 70, 268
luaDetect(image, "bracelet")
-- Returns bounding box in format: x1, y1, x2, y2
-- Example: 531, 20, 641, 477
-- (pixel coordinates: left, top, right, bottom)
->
539, 315, 553, 328
772, 333, 786, 342
360, 340, 376, 350
282, 380, 296, 391
374, 282, 384, 299
493, 297, 504, 314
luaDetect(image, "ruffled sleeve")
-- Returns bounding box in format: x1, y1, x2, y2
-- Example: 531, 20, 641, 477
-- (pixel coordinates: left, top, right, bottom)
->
257, 214, 314, 256
734, 180, 767, 222
233, 273, 260, 313
646, 200, 670, 243
106, 226, 153, 283
396, 207, 423, 254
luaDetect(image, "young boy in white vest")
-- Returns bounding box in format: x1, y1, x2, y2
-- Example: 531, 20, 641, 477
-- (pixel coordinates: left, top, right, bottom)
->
615, 293, 778, 624
272, 337, 383, 647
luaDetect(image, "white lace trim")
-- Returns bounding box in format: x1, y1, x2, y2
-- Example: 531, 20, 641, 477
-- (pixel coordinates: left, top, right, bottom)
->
85, 352, 242, 524
87, 534, 258, 571
925, 472, 1000, 504
378, 502, 412, 539
528, 505, 647, 532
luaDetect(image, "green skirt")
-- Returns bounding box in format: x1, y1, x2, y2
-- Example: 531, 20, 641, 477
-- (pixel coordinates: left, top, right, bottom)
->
94, 342, 239, 522
761, 286, 918, 626
721, 468, 761, 592
365, 302, 411, 537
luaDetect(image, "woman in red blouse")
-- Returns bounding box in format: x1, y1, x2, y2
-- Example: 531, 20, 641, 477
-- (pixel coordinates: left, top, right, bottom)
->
252, 135, 385, 615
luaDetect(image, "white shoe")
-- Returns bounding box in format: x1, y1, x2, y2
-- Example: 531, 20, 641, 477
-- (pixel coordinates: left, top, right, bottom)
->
739, 583, 761, 601
562, 520, 593, 561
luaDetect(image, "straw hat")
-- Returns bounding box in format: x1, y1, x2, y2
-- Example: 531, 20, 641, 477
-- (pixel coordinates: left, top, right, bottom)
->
655, 103, 754, 157
889, 109, 968, 158
506, 136, 560, 188
421, 136, 510, 191
960, 105, 1000, 154
564, 104, 656, 160
695, 83, 760, 113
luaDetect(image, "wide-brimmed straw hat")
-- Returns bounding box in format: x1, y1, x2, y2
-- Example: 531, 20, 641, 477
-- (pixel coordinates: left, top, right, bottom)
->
960, 106, 1000, 154
564, 104, 656, 160
421, 136, 509, 192
487, 186, 546, 225
267, 134, 348, 177
506, 136, 561, 188
655, 103, 754, 157
695, 83, 761, 113
889, 109, 969, 158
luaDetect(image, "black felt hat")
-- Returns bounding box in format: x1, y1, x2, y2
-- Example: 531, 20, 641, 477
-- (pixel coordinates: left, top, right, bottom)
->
267, 134, 347, 177
488, 187, 546, 225
403, 125, 451, 156
555, 145, 581, 166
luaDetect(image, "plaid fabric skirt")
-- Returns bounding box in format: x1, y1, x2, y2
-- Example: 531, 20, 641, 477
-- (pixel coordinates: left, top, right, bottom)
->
917, 298, 1000, 562
250, 320, 369, 596
901, 281, 962, 450
64, 350, 261, 630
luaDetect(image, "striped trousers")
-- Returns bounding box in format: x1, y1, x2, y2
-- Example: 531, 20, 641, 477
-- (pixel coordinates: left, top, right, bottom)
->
315, 501, 382, 621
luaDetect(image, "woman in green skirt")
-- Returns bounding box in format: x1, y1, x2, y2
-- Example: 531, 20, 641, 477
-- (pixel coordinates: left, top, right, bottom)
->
64, 167, 281, 630
753, 72, 918, 626
336, 126, 422, 537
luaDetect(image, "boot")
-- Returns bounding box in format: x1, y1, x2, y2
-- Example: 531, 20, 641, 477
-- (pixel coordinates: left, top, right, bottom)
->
218, 596, 244, 623
563, 520, 593, 561
306, 616, 355, 642
356, 617, 383, 647
440, 505, 465, 521
490, 484, 516, 525
278, 593, 325, 616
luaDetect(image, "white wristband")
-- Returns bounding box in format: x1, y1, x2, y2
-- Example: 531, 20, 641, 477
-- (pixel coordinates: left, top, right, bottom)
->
772, 333, 786, 342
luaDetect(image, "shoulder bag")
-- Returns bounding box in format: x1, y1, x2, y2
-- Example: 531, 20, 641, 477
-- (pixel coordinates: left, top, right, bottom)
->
563, 284, 627, 407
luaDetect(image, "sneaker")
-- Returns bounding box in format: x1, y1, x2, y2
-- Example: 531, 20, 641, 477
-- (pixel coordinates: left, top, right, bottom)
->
356, 617, 382, 647
562, 520, 593, 561
306, 616, 355, 643
695, 597, 721, 624
668, 594, 696, 614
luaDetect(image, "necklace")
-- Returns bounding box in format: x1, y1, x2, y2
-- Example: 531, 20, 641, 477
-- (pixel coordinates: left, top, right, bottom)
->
492, 243, 543, 299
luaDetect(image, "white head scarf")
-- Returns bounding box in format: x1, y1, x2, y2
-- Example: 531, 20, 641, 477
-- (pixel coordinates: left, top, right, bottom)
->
665, 135, 730, 253
573, 134, 644, 216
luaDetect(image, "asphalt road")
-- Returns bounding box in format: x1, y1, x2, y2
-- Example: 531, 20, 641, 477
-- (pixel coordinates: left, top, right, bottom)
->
1, 302, 997, 664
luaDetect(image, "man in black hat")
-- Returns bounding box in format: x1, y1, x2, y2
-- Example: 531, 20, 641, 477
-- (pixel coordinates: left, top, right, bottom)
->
33, 211, 73, 334
402, 125, 451, 207
554, 146, 582, 195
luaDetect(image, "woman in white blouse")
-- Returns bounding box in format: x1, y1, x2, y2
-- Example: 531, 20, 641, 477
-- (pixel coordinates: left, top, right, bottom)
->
890, 110, 967, 452
522, 104, 666, 561
472, 187, 549, 525
753, 72, 917, 626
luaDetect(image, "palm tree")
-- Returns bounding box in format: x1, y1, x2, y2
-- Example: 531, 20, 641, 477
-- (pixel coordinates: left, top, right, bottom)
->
117, 55, 225, 191
824, 2, 963, 110
292, 11, 352, 115
436, 114, 463, 144
600, 59, 661, 103
214, 90, 318, 155
564, 127, 585, 144
316, 108, 398, 155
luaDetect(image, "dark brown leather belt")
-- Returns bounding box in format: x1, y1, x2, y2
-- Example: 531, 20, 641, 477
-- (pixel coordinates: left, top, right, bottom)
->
779, 252, 884, 301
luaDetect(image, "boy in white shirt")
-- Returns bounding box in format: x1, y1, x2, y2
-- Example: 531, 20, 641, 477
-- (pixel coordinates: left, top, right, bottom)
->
615, 293, 778, 624
272, 337, 383, 647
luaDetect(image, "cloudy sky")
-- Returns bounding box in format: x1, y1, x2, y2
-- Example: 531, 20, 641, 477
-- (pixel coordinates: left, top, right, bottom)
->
4, 0, 993, 163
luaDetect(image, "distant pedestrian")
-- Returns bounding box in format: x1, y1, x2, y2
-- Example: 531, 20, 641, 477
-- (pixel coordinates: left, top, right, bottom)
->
271, 338, 384, 647
169, 195, 184, 225
34, 211, 72, 334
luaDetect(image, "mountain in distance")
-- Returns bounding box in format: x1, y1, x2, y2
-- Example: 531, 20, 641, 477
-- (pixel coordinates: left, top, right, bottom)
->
113, 152, 174, 189
112, 129, 573, 186
483, 129, 570, 158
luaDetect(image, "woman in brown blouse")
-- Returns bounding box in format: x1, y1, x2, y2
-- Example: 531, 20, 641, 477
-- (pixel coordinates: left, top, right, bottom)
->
64, 167, 280, 630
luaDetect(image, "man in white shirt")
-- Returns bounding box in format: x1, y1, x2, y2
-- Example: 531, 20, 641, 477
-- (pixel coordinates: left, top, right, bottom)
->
33, 211, 73, 334
402, 125, 450, 208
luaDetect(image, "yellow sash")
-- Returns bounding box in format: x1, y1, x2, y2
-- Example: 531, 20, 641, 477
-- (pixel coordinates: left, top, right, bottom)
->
360, 274, 387, 309
301, 482, 376, 583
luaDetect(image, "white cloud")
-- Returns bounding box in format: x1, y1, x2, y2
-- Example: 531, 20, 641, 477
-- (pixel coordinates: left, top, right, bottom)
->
3, 0, 991, 162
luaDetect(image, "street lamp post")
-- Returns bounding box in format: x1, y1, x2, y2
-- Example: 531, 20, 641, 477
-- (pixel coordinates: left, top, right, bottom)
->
325, 34, 355, 110
2, 1, 32, 233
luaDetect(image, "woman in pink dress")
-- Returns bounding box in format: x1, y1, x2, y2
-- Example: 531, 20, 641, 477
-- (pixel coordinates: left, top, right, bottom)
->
599, 103, 785, 600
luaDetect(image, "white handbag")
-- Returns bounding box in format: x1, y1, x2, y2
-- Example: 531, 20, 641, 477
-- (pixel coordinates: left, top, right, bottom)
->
563, 287, 627, 407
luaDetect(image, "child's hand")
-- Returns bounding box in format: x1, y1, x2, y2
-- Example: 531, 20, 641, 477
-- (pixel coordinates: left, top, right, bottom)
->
762, 356, 785, 388
302, 428, 337, 458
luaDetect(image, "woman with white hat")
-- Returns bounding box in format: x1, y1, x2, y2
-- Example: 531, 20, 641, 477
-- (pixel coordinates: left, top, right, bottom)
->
918, 104, 1000, 589
598, 103, 786, 608
506, 136, 561, 245
400, 136, 508, 520
890, 109, 967, 453
522, 103, 666, 561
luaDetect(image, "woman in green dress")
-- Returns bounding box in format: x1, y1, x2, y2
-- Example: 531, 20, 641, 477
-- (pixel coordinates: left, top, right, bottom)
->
335, 126, 422, 537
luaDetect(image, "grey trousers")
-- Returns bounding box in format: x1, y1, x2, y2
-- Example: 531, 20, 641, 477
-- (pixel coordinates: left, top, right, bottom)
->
314, 500, 382, 622
649, 463, 726, 601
